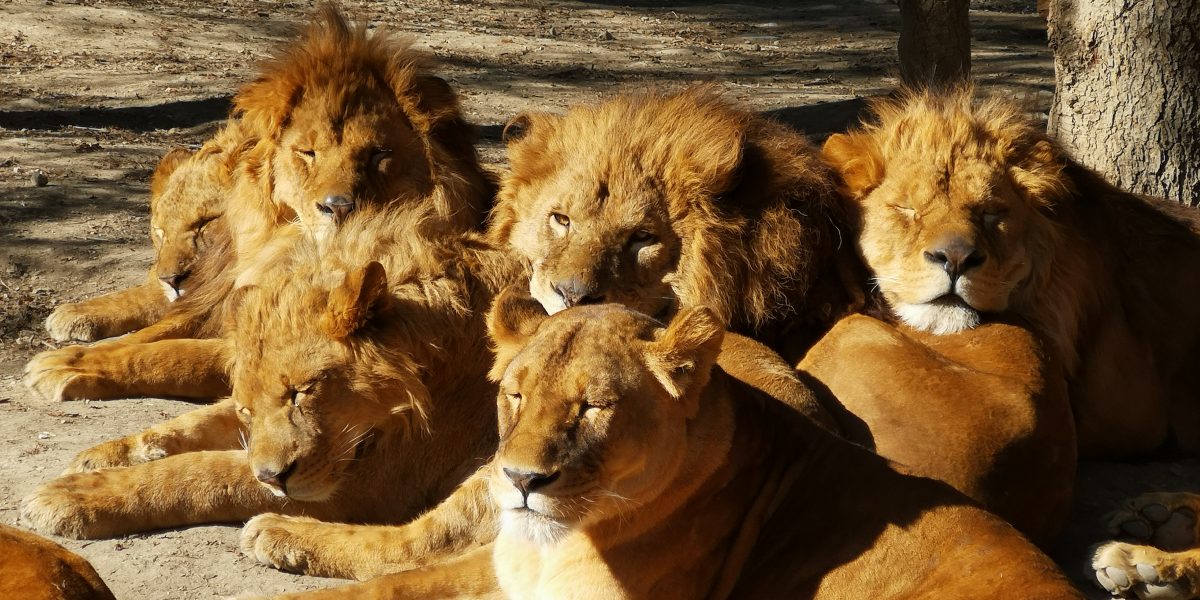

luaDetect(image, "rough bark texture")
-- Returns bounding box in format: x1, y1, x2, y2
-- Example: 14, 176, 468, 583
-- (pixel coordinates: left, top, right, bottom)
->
1047, 0, 1200, 205
898, 0, 971, 87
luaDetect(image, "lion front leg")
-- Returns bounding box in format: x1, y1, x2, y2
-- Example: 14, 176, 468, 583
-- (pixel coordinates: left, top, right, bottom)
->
1106, 492, 1200, 551
66, 399, 243, 473
1092, 542, 1200, 600
44, 277, 170, 342
24, 338, 232, 402
241, 471, 498, 581
20, 450, 284, 539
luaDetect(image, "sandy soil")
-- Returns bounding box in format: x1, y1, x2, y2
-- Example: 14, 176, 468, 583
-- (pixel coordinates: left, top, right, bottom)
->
1, 0, 1195, 598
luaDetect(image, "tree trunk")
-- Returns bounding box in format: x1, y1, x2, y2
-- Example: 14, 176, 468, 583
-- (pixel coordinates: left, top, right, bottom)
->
1047, 0, 1200, 205
897, 0, 971, 88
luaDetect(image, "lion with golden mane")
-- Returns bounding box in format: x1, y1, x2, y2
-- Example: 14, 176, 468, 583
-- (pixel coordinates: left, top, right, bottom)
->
230, 298, 1081, 600
25, 6, 493, 402
820, 88, 1200, 459
20, 210, 521, 544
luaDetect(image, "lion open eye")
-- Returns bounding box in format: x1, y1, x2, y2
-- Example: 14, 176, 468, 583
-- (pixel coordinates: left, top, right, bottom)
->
549, 212, 570, 236
370, 149, 392, 171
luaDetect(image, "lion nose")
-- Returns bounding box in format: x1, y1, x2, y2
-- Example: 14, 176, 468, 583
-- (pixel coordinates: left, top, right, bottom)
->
317, 195, 355, 222
158, 273, 185, 292
553, 279, 605, 308
923, 237, 985, 282
503, 467, 560, 497
255, 461, 297, 494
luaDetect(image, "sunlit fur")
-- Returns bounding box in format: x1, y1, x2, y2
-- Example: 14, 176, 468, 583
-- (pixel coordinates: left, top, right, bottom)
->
489, 87, 848, 339
824, 87, 1200, 457
41, 121, 250, 343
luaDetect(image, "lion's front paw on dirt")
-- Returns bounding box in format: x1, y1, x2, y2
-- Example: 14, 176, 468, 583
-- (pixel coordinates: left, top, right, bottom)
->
19, 483, 96, 539
1106, 492, 1200, 550
44, 304, 105, 343
64, 436, 167, 474
1092, 542, 1192, 600
240, 513, 319, 575
23, 346, 102, 402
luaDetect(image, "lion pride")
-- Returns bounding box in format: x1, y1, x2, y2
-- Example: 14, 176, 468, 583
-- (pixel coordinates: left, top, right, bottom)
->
20, 210, 521, 542
24, 5, 493, 402
43, 121, 249, 343
232, 298, 1081, 600
820, 88, 1200, 458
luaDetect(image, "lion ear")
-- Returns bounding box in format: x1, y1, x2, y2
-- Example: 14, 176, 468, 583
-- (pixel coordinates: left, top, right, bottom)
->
321, 261, 390, 339
486, 286, 550, 381
150, 148, 193, 199
645, 306, 725, 416
502, 114, 534, 143
822, 132, 883, 200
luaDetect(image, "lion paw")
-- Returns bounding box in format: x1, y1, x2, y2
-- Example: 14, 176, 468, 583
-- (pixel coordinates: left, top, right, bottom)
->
241, 513, 320, 575
24, 346, 109, 402
1091, 542, 1193, 599
45, 304, 105, 343
20, 479, 97, 539
1107, 492, 1200, 551
64, 435, 169, 474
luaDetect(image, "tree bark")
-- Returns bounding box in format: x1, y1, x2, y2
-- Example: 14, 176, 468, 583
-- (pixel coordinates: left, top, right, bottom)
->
897, 0, 971, 88
1047, 0, 1200, 205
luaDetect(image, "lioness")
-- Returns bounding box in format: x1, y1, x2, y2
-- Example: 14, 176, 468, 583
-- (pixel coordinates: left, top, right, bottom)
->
236, 298, 1081, 600
20, 210, 521, 540
44, 121, 249, 343
25, 5, 493, 402
820, 88, 1200, 458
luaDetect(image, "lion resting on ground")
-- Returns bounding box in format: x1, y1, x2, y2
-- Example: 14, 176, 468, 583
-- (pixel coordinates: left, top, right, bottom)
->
237, 298, 1080, 600
43, 121, 250, 343
0, 525, 114, 600
798, 314, 1076, 546
820, 88, 1200, 458
20, 210, 521, 542
25, 5, 493, 402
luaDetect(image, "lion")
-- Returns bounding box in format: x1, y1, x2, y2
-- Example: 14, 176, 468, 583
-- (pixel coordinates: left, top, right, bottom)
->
24, 5, 493, 402
489, 87, 860, 354
19, 209, 522, 543
797, 314, 1076, 546
231, 297, 1081, 600
820, 87, 1200, 458
43, 121, 249, 343
0, 524, 114, 600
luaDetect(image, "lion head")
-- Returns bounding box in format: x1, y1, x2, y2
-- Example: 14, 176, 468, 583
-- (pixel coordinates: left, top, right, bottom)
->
231, 5, 489, 245
821, 88, 1070, 336
484, 291, 724, 544
489, 88, 844, 335
146, 123, 250, 300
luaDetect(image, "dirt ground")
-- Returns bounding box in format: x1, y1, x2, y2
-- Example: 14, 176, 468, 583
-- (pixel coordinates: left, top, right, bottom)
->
1, 0, 1196, 598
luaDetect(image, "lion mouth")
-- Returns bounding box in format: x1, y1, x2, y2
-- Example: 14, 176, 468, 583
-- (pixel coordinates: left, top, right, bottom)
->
928, 293, 972, 309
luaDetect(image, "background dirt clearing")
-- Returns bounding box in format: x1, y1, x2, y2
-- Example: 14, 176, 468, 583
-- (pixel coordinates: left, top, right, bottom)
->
1, 1, 1195, 598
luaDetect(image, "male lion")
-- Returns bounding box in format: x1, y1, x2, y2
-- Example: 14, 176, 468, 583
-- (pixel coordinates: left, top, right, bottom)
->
25, 6, 493, 402
43, 121, 249, 343
820, 88, 1200, 458
235, 298, 1081, 600
20, 210, 521, 541
490, 88, 858, 351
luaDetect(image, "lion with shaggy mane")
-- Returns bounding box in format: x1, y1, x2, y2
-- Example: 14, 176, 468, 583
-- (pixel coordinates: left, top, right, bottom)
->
821, 89, 1200, 458
25, 6, 492, 403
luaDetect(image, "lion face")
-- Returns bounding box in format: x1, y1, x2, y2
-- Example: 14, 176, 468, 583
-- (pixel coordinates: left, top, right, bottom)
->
147, 147, 227, 301
230, 261, 413, 502
822, 91, 1063, 335
484, 292, 723, 545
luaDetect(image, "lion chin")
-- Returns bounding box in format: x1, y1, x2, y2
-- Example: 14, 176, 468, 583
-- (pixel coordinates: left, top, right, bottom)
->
893, 297, 981, 335
500, 508, 571, 546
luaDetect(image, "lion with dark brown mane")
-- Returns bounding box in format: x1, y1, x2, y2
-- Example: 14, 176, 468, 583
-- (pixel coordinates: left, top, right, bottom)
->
24, 5, 494, 403
820, 87, 1200, 459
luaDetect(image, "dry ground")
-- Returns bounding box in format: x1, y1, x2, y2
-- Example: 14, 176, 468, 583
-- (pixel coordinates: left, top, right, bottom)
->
0, 0, 1195, 598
